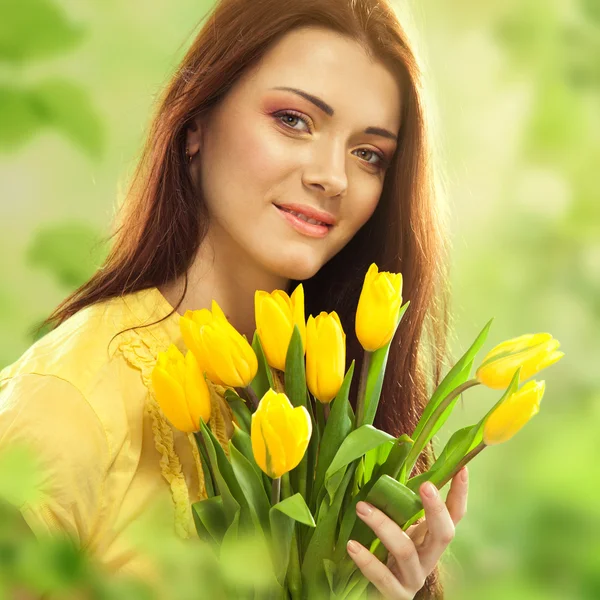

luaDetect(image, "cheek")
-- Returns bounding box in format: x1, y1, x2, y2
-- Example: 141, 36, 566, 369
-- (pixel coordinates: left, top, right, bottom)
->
222, 113, 288, 194
345, 188, 381, 234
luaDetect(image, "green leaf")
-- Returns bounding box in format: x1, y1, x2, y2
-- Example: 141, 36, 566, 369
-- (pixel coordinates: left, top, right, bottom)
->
411, 318, 493, 442
359, 301, 410, 427
301, 463, 357, 598
333, 434, 414, 563
311, 362, 355, 509
192, 496, 228, 544
198, 420, 252, 531
269, 494, 315, 588
285, 325, 310, 501
407, 367, 523, 494
404, 319, 493, 477
251, 332, 274, 400
284, 325, 307, 409
195, 432, 216, 498
0, 86, 44, 150
230, 423, 262, 479
363, 439, 394, 483
25, 221, 108, 288
0, 0, 84, 63
323, 559, 337, 593
219, 510, 251, 598
351, 476, 423, 550
272, 493, 316, 528
229, 442, 271, 535
374, 434, 414, 482
225, 389, 252, 434
31, 79, 104, 157
324, 425, 395, 502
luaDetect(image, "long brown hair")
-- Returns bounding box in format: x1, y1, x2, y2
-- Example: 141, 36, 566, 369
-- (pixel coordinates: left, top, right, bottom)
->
44, 0, 452, 595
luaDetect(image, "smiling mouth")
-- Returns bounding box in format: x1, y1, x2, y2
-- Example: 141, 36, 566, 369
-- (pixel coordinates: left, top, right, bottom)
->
274, 205, 332, 227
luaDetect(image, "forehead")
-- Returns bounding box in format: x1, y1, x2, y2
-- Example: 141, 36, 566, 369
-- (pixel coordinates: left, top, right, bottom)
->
238, 26, 403, 132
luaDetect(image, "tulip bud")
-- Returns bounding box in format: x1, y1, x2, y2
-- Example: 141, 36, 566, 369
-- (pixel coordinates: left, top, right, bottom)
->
180, 300, 258, 388
255, 284, 306, 371
251, 389, 312, 479
306, 311, 346, 403
355, 263, 403, 352
476, 333, 564, 390
151, 344, 211, 433
483, 380, 545, 445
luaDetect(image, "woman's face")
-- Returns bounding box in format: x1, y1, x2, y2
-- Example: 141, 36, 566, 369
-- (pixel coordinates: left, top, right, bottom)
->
189, 25, 402, 281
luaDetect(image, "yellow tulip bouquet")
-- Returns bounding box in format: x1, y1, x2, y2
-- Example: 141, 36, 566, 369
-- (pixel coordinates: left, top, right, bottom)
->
151, 263, 564, 599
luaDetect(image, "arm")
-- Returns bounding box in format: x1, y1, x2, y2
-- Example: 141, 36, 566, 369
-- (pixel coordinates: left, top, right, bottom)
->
0, 373, 111, 549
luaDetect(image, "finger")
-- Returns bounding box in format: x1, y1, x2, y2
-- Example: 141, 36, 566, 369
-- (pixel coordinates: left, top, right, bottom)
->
408, 468, 469, 544
406, 519, 428, 547
355, 501, 424, 594
417, 482, 456, 574
445, 467, 469, 525
347, 538, 410, 600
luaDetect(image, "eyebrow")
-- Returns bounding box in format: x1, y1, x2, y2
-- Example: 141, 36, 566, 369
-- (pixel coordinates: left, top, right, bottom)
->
270, 86, 398, 142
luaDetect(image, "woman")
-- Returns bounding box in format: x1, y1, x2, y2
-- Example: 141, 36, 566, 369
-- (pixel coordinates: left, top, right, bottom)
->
0, 0, 468, 598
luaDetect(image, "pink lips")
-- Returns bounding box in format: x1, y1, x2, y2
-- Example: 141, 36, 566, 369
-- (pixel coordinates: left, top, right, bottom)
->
274, 205, 332, 238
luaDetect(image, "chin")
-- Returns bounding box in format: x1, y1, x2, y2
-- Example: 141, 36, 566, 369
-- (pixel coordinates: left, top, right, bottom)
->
268, 252, 324, 282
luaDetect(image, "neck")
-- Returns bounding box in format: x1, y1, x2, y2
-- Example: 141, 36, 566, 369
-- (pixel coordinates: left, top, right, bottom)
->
159, 226, 289, 341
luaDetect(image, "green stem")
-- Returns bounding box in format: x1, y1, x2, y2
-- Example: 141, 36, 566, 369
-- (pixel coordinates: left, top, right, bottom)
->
355, 351, 372, 428
272, 477, 281, 505
194, 431, 217, 496
437, 441, 485, 489
282, 473, 302, 600
405, 378, 480, 477
315, 399, 325, 438
323, 402, 330, 422
243, 385, 259, 411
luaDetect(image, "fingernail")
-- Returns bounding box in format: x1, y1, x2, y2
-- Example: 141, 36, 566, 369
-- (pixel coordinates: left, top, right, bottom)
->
347, 540, 359, 554
356, 501, 373, 516
461, 467, 468, 483
423, 482, 438, 498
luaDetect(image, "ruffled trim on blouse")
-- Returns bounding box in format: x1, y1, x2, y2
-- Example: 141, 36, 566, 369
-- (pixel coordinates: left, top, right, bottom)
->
114, 289, 235, 540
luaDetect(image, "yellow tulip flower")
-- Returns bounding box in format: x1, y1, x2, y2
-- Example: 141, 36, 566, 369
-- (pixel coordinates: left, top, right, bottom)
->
306, 311, 346, 404
355, 263, 403, 352
255, 284, 306, 371
483, 380, 545, 445
180, 300, 258, 388
476, 333, 564, 390
151, 344, 211, 433
251, 389, 312, 479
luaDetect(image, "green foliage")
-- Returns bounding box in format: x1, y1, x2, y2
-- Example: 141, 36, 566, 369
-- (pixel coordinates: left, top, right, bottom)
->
26, 221, 108, 289
0, 0, 83, 63
0, 0, 104, 156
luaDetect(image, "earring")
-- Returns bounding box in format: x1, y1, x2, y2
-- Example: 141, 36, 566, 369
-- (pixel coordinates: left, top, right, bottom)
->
185, 146, 193, 164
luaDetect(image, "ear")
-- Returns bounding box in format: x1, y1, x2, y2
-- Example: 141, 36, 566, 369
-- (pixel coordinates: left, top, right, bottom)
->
185, 116, 203, 156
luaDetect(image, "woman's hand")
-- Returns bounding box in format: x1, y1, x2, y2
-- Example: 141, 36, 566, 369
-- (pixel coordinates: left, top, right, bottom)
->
347, 466, 469, 599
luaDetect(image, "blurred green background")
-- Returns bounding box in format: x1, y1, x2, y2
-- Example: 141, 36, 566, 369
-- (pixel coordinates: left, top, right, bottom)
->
1, 0, 598, 598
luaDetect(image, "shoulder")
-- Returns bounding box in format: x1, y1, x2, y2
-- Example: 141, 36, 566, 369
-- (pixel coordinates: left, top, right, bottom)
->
0, 372, 110, 459
0, 289, 183, 452
0, 295, 141, 446
0, 295, 130, 387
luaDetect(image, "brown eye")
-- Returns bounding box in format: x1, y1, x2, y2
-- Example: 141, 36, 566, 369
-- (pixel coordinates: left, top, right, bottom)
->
354, 148, 386, 169
274, 110, 311, 133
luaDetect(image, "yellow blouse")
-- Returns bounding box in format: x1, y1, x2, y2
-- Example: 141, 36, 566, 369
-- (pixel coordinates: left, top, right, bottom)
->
0, 287, 235, 589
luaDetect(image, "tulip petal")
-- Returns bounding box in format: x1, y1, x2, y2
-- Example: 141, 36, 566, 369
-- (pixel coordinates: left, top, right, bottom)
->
251, 414, 268, 475
184, 351, 211, 427
483, 380, 545, 445
258, 294, 292, 370
306, 316, 319, 399
290, 284, 307, 353
152, 367, 197, 433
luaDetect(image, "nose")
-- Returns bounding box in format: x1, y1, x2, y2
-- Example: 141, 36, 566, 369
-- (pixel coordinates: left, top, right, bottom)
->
302, 140, 348, 198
